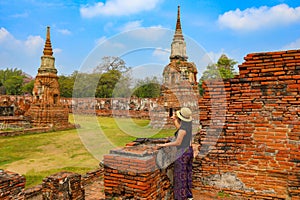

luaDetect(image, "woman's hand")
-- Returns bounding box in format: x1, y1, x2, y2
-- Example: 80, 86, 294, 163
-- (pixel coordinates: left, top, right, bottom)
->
157, 143, 166, 147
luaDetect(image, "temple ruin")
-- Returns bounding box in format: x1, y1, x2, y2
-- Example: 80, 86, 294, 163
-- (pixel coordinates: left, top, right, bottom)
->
150, 6, 200, 129
24, 27, 70, 127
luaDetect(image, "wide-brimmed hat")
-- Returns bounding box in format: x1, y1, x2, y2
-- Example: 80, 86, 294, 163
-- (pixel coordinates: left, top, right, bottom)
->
176, 107, 192, 122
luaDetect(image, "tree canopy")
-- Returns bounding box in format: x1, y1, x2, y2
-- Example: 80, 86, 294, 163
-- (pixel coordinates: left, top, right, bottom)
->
71, 56, 132, 98
199, 54, 238, 95
132, 76, 162, 98
1, 56, 163, 98
0, 68, 30, 95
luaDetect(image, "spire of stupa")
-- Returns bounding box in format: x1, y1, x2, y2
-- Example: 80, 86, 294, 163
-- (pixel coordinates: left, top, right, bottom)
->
175, 6, 182, 35
170, 6, 188, 61
43, 26, 53, 56
38, 26, 57, 74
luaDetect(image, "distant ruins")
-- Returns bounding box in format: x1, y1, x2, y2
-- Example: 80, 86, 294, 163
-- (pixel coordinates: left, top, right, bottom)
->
24, 27, 70, 127
0, 27, 72, 131
150, 6, 200, 129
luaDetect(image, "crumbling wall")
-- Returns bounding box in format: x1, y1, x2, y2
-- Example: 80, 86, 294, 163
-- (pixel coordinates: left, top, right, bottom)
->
0, 170, 25, 199
63, 97, 159, 119
194, 49, 300, 199
0, 168, 103, 200
103, 139, 174, 199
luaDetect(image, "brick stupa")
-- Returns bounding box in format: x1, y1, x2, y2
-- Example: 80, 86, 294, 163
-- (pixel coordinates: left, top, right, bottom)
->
150, 6, 200, 129
25, 27, 69, 127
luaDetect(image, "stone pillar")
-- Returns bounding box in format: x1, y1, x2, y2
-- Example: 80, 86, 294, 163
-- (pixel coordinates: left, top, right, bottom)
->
42, 172, 84, 200
0, 170, 25, 199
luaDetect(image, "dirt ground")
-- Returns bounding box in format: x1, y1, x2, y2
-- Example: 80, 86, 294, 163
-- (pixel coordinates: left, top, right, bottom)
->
84, 178, 237, 200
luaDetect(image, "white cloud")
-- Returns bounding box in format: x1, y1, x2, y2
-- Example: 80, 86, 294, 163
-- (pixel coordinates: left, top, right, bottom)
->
152, 47, 169, 62
80, 0, 161, 18
126, 26, 167, 42
218, 4, 300, 31
119, 20, 143, 32
53, 48, 62, 54
0, 27, 45, 75
0, 27, 14, 43
10, 12, 29, 18
283, 38, 300, 50
0, 27, 44, 56
57, 29, 72, 35
25, 35, 44, 54
94, 39, 126, 51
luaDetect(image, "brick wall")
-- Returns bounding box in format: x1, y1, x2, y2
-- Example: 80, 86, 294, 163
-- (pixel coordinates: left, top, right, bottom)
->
69, 97, 159, 119
103, 138, 174, 199
42, 172, 84, 200
0, 168, 103, 200
194, 49, 300, 199
0, 170, 25, 199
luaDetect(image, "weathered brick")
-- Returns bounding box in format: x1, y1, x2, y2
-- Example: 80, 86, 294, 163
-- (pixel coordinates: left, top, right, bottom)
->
196, 49, 300, 199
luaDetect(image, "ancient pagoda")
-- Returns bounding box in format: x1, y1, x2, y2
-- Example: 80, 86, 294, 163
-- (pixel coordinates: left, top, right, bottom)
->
151, 6, 199, 129
25, 27, 69, 127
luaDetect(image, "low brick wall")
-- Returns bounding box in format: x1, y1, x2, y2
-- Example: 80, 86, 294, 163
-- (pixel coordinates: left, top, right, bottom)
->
96, 109, 150, 119
81, 167, 104, 186
42, 172, 84, 200
0, 116, 30, 129
0, 168, 104, 200
0, 124, 78, 137
0, 170, 25, 199
103, 138, 174, 199
22, 185, 43, 200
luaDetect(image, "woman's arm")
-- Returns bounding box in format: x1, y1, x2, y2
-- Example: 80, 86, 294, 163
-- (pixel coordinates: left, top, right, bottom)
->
158, 129, 186, 147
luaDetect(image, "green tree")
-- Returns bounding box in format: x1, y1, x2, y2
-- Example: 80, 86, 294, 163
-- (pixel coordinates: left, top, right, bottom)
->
96, 70, 122, 98
71, 57, 131, 98
22, 80, 35, 94
112, 73, 132, 98
58, 74, 76, 98
4, 76, 24, 95
0, 68, 25, 95
217, 54, 238, 79
94, 56, 131, 98
72, 72, 99, 98
132, 76, 162, 98
93, 56, 128, 74
199, 54, 237, 96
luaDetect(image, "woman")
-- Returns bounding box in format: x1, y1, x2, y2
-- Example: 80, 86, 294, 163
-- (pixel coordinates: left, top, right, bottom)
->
158, 107, 194, 200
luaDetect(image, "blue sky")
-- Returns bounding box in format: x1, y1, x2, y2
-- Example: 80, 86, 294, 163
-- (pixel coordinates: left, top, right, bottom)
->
1, 0, 300, 79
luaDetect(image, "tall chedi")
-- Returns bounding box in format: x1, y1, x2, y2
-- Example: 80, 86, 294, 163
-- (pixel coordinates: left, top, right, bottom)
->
151, 6, 199, 129
25, 27, 70, 127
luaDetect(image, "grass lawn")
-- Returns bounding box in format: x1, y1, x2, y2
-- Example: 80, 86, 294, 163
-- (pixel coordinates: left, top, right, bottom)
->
0, 115, 174, 188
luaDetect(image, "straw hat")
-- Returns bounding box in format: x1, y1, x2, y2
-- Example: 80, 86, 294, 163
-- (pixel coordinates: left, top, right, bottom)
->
176, 107, 192, 122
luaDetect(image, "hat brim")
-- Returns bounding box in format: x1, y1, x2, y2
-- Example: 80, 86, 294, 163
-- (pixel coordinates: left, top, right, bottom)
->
176, 110, 192, 122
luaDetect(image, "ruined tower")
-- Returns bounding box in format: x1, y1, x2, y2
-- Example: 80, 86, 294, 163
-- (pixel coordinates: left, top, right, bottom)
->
25, 27, 69, 127
151, 6, 199, 129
